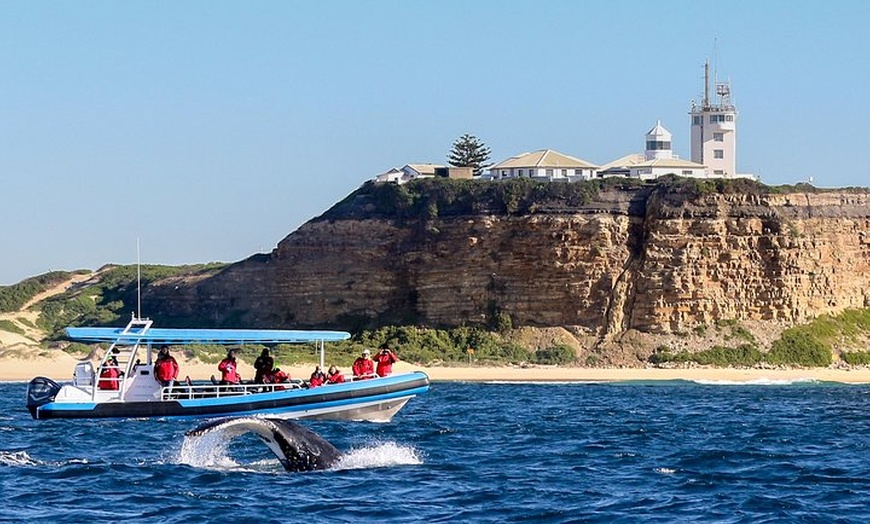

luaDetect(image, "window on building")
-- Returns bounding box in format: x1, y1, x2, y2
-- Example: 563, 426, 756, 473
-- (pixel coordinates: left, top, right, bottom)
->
501, 170, 508, 177
692, 116, 702, 125
714, 170, 724, 175
713, 132, 724, 142
561, 169, 567, 176
714, 149, 724, 159
574, 169, 583, 175
518, 169, 523, 176
682, 170, 693, 175
546, 169, 553, 176
726, 115, 734, 122
646, 140, 671, 151
709, 114, 727, 124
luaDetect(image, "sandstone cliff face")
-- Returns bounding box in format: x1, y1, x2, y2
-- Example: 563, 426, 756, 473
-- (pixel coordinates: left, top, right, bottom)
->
144, 183, 870, 342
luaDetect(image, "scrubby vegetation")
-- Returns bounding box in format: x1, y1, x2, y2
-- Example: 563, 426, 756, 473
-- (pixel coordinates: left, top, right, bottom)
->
650, 344, 763, 367
0, 319, 25, 336
322, 176, 651, 221
767, 330, 832, 367
0, 271, 78, 313
321, 175, 866, 225
651, 309, 870, 368
842, 351, 870, 366
36, 263, 227, 339
185, 324, 567, 368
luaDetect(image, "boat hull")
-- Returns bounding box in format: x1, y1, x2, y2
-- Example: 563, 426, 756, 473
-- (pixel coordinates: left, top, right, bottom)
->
29, 372, 429, 422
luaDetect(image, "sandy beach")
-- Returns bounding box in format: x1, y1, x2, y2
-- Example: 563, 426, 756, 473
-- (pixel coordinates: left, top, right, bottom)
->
2, 352, 869, 384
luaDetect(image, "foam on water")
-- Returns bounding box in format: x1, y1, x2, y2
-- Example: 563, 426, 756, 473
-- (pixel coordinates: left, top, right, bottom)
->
0, 450, 41, 467
692, 377, 819, 386
0, 450, 90, 468
332, 441, 423, 471
175, 429, 421, 473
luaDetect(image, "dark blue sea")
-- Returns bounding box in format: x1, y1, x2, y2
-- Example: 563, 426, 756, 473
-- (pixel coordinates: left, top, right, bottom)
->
2, 379, 869, 523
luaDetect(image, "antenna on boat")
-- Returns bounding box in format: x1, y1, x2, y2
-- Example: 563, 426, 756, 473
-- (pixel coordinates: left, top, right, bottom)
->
136, 237, 142, 320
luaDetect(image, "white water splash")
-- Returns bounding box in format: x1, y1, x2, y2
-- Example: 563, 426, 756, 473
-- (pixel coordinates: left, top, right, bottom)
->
654, 467, 677, 475
176, 432, 244, 471
332, 441, 423, 471
692, 378, 819, 386
175, 431, 421, 473
0, 451, 41, 467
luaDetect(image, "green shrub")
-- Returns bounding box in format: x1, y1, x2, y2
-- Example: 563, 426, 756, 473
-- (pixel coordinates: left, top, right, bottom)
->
649, 344, 761, 367
63, 342, 94, 356
727, 325, 757, 344
535, 344, 577, 365
840, 351, 870, 366
0, 319, 25, 336
766, 329, 832, 367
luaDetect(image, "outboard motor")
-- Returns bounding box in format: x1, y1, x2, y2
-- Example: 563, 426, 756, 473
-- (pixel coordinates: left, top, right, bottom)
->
26, 377, 62, 419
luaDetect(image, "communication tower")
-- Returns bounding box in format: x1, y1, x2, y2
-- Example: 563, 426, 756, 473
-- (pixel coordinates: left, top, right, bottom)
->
690, 59, 737, 176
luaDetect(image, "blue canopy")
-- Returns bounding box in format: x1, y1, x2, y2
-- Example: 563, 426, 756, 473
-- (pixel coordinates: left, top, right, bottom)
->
65, 327, 351, 344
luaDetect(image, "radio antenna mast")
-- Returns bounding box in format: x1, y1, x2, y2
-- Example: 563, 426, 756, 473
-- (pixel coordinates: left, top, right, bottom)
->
136, 238, 142, 320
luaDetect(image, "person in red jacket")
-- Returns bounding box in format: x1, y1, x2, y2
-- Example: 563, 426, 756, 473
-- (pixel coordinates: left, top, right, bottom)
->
98, 353, 123, 391
154, 346, 179, 388
352, 349, 376, 380
309, 365, 326, 388
374, 343, 399, 377
326, 365, 345, 384
266, 367, 291, 390
218, 350, 241, 385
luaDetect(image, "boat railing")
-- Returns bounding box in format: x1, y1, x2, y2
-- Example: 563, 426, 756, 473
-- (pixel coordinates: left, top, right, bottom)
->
160, 380, 305, 401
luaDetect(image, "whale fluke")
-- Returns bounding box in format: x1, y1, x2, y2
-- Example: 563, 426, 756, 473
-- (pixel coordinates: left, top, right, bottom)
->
186, 417, 342, 472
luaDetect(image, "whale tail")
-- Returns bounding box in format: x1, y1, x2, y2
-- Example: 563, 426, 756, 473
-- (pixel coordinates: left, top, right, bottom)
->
186, 417, 342, 472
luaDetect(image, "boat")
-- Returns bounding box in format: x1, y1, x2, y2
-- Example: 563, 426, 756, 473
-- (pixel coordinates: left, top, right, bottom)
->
25, 315, 429, 421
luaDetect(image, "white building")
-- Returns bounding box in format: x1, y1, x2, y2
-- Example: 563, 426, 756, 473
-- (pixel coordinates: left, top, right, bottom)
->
372, 164, 474, 184
402, 163, 444, 181
372, 167, 405, 184
628, 121, 707, 180
486, 149, 598, 182
690, 60, 737, 177
371, 164, 444, 185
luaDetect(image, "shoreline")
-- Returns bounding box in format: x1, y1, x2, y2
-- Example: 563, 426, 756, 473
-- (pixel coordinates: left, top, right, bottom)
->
1, 354, 868, 384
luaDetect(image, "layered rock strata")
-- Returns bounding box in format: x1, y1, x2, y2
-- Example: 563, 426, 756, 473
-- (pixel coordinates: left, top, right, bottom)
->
144, 184, 870, 340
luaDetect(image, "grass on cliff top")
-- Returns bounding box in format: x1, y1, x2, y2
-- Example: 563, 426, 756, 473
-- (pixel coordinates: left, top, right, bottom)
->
318, 176, 866, 222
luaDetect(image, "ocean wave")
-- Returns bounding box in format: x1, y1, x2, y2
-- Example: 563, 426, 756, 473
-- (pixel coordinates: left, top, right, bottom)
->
691, 377, 820, 386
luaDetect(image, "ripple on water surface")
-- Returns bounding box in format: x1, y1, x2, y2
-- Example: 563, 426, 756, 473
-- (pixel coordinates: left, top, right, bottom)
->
2, 381, 870, 522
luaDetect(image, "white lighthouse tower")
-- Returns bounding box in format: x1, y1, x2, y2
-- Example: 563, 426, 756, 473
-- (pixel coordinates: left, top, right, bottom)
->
690, 60, 737, 177
645, 120, 673, 160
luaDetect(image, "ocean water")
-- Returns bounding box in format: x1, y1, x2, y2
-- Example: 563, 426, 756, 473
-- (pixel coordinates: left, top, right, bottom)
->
1, 379, 869, 523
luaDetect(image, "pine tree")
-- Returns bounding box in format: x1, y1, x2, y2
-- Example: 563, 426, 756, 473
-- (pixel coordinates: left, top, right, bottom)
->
447, 134, 491, 177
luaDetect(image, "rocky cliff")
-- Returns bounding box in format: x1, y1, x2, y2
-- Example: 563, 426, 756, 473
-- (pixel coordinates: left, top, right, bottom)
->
143, 179, 870, 349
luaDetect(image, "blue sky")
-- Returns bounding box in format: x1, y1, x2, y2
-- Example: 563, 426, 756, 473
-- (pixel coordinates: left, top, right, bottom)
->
2, 1, 868, 285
